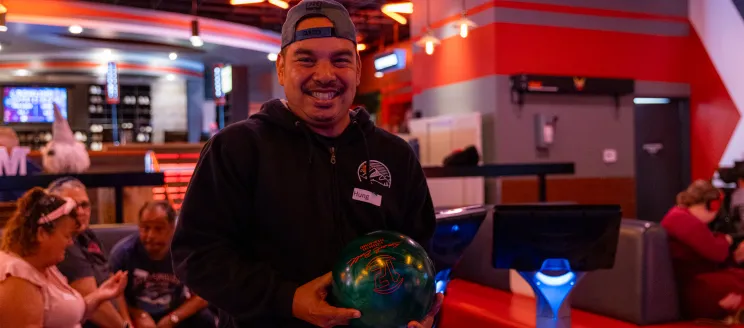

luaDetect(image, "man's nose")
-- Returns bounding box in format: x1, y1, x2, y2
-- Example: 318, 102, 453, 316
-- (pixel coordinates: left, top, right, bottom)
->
314, 61, 336, 84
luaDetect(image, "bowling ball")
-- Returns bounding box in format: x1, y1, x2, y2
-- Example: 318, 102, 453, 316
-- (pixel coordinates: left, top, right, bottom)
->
330, 230, 436, 328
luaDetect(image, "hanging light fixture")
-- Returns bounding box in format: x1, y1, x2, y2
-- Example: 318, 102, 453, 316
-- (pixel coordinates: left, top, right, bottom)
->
190, 19, 203, 47
381, 2, 412, 25
414, 0, 439, 55
416, 30, 440, 55
0, 3, 7, 32
453, 0, 476, 38
230, 0, 289, 9
454, 15, 476, 38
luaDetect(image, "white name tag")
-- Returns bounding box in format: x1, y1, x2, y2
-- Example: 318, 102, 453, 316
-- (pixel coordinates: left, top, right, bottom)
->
352, 188, 382, 207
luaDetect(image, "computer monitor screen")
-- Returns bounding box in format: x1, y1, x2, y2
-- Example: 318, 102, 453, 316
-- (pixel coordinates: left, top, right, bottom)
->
2, 86, 68, 123
492, 204, 622, 272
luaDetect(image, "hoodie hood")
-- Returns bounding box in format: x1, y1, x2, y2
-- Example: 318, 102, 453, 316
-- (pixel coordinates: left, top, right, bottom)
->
250, 99, 377, 179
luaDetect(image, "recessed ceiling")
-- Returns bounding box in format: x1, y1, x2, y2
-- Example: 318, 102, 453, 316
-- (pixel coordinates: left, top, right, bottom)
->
77, 0, 411, 51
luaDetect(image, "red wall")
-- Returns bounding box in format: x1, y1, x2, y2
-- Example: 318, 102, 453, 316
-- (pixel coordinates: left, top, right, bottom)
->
360, 2, 739, 179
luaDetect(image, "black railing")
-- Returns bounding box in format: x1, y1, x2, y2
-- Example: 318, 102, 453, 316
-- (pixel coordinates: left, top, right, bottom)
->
422, 163, 575, 202
0, 172, 165, 223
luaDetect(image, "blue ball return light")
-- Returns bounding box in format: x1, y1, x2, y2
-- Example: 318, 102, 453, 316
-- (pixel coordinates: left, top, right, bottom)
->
520, 259, 585, 328
491, 204, 622, 328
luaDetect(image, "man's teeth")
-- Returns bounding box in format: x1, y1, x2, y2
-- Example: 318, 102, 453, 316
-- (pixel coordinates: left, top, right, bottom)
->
312, 92, 336, 100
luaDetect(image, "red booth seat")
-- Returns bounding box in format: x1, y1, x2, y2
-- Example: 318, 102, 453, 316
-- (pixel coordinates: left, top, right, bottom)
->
439, 279, 727, 328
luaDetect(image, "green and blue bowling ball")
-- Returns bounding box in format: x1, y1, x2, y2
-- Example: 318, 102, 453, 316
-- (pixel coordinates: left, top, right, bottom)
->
330, 230, 436, 328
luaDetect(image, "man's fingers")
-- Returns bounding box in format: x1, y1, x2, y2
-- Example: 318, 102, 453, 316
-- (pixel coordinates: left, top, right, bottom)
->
428, 293, 444, 316
407, 321, 425, 328
315, 272, 333, 286
320, 305, 361, 326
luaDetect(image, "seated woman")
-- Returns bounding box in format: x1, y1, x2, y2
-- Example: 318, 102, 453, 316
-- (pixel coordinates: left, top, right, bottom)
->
49, 177, 132, 327
0, 188, 128, 328
662, 179, 744, 322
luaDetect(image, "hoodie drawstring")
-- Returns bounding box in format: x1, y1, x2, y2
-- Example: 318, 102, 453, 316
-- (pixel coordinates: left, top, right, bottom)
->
295, 121, 314, 164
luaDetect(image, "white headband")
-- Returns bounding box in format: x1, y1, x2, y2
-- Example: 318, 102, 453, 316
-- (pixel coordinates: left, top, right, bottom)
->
37, 197, 77, 225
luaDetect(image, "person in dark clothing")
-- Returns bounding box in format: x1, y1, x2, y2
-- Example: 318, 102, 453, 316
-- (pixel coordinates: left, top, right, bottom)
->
170, 1, 441, 328
662, 180, 744, 322
110, 201, 213, 328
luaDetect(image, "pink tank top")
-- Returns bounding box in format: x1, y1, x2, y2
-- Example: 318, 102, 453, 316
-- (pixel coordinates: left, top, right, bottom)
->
0, 250, 86, 328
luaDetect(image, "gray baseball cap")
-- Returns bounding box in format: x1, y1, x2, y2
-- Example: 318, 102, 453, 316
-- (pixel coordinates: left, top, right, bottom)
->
281, 0, 357, 49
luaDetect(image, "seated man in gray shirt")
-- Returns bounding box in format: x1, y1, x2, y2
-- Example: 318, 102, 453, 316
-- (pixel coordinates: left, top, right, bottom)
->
51, 177, 132, 328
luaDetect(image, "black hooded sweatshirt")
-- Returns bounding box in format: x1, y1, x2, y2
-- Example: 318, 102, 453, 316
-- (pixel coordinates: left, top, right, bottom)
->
171, 99, 436, 328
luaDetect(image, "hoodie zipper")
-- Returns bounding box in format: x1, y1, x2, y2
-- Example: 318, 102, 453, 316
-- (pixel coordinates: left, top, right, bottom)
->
329, 146, 346, 247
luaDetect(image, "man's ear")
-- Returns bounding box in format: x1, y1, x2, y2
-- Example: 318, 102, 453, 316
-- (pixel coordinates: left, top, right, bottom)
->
276, 54, 285, 87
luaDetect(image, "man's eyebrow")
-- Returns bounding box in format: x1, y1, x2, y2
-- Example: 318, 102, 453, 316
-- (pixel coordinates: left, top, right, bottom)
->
292, 48, 315, 56
332, 49, 355, 57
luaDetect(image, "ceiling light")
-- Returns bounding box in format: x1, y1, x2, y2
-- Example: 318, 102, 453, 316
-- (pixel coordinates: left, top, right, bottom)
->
99, 49, 114, 61
14, 69, 30, 77
267, 0, 289, 9
69, 25, 83, 34
230, 0, 263, 4
454, 15, 476, 38
169, 52, 178, 60
382, 2, 413, 25
190, 36, 203, 47
416, 32, 440, 55
357, 44, 367, 51
231, 0, 289, 9
191, 20, 203, 47
0, 5, 6, 32
267, 53, 278, 61
166, 74, 175, 81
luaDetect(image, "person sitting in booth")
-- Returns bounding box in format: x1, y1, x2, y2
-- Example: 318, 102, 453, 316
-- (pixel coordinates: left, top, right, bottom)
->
49, 177, 133, 328
0, 126, 43, 202
0, 188, 128, 327
730, 162, 744, 225
662, 180, 744, 322
109, 201, 214, 328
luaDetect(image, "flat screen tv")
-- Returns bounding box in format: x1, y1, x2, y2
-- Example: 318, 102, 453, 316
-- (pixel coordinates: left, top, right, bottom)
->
2, 86, 68, 123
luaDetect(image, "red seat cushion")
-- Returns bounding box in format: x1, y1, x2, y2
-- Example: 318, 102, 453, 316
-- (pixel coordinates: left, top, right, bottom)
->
438, 279, 714, 328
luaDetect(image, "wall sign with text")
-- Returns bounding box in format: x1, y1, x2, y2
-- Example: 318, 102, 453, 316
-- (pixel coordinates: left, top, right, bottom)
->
106, 62, 120, 105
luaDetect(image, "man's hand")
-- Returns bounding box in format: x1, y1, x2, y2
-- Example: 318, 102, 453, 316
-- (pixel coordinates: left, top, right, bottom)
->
292, 272, 361, 327
407, 293, 444, 328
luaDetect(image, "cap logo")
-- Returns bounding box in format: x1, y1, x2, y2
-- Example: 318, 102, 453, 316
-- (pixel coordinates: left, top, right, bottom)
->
295, 27, 335, 41
306, 1, 322, 11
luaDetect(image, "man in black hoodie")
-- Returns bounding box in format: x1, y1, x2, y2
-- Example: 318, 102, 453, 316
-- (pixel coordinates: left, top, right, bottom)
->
171, 1, 440, 327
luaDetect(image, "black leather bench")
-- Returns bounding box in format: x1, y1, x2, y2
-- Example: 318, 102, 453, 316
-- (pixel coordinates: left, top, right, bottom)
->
451, 214, 683, 325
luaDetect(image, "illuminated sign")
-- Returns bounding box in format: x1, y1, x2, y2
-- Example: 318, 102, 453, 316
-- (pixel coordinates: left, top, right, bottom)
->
0, 146, 31, 176
221, 65, 233, 94
374, 49, 406, 73
105, 62, 120, 105
213, 65, 226, 105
